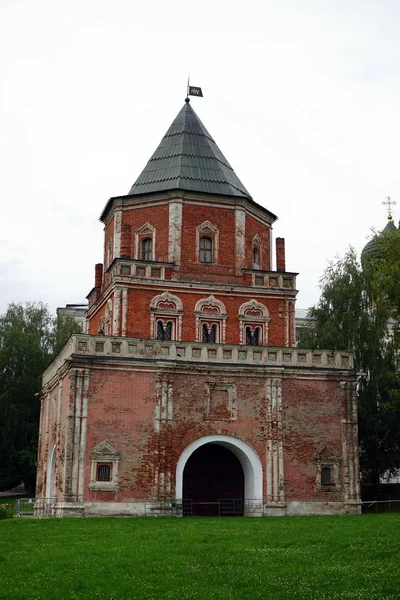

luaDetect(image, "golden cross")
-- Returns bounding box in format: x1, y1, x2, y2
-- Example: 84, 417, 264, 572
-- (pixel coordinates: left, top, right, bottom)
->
382, 196, 396, 219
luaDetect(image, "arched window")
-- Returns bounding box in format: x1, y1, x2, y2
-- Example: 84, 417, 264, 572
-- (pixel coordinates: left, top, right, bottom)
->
156, 320, 173, 341
150, 292, 183, 341
200, 236, 213, 263
239, 300, 269, 346
141, 237, 153, 261
202, 323, 217, 344
195, 296, 227, 344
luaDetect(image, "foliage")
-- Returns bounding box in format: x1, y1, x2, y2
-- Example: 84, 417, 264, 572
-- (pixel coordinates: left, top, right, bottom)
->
0, 303, 82, 493
299, 247, 400, 486
0, 503, 14, 520
1, 516, 400, 599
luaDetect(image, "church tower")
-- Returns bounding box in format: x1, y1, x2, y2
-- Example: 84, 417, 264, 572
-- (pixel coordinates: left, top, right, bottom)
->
35, 100, 360, 517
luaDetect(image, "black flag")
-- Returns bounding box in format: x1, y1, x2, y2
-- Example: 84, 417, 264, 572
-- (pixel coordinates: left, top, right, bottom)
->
188, 86, 203, 97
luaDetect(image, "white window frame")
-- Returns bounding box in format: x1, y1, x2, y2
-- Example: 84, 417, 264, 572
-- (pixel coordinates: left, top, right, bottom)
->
89, 440, 120, 492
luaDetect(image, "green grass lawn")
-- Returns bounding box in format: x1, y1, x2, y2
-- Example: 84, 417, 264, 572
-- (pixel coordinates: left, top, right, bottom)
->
1, 515, 399, 600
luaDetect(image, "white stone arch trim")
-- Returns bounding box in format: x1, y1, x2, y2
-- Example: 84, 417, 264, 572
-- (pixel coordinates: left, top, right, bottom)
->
135, 222, 156, 261
239, 299, 270, 345
176, 434, 263, 501
194, 295, 227, 343
150, 291, 184, 312
196, 220, 219, 263
45, 443, 56, 499
150, 291, 184, 340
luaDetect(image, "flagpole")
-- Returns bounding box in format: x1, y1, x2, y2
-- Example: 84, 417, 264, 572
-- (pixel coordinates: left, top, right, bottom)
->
187, 73, 190, 100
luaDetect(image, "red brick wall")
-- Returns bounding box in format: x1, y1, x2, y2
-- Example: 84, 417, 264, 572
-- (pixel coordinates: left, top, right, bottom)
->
283, 377, 343, 501
81, 364, 348, 504
245, 214, 271, 271
120, 204, 170, 262
123, 287, 286, 345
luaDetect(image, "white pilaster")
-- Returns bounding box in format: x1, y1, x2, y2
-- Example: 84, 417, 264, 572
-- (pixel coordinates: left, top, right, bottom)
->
235, 208, 246, 273
121, 288, 128, 337
113, 288, 121, 336
168, 201, 183, 264
113, 209, 122, 259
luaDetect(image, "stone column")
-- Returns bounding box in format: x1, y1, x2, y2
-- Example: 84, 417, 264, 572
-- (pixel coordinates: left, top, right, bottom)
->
341, 380, 360, 506
71, 370, 83, 499
284, 301, 290, 347
113, 209, 122, 258
113, 288, 121, 336
77, 369, 90, 499
168, 200, 183, 264
154, 377, 174, 499
235, 208, 246, 274
266, 376, 285, 509
121, 288, 128, 337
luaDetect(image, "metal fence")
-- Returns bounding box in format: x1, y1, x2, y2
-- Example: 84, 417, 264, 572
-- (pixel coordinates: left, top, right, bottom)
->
144, 498, 263, 517
16, 496, 400, 517
15, 498, 35, 516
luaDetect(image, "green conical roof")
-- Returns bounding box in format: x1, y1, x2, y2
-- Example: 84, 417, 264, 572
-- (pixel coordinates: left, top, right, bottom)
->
128, 100, 252, 199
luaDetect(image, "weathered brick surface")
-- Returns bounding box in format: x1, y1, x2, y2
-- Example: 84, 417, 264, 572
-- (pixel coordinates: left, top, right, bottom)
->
37, 186, 359, 516
38, 361, 357, 509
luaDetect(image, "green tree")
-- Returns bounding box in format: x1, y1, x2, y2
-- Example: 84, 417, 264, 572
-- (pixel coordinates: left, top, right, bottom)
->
299, 248, 400, 488
0, 303, 82, 493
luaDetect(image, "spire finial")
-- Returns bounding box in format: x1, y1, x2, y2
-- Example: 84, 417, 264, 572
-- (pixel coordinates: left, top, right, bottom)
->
383, 196, 396, 220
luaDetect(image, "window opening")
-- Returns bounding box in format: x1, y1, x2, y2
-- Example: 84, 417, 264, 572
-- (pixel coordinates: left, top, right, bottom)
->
202, 323, 217, 344
200, 237, 213, 263
97, 463, 111, 482
141, 237, 153, 261
321, 467, 333, 486
245, 326, 260, 346
253, 246, 260, 269
157, 320, 173, 341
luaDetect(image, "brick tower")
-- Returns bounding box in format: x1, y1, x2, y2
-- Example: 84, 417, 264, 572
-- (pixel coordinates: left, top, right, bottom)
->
35, 100, 360, 517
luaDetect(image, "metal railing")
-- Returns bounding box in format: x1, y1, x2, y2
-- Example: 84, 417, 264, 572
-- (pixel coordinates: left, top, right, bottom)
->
15, 498, 35, 516
144, 499, 193, 517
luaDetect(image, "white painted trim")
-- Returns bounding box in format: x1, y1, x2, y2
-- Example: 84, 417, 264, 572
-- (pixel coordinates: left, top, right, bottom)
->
113, 210, 122, 259
175, 434, 263, 501
168, 201, 183, 264
235, 208, 246, 272
134, 223, 156, 261
46, 444, 56, 499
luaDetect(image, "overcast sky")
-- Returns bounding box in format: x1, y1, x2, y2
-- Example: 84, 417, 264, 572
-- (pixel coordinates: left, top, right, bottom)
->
1, 0, 400, 315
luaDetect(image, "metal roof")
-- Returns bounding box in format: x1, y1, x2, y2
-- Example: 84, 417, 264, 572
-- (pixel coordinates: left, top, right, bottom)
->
127, 100, 252, 200
362, 218, 397, 259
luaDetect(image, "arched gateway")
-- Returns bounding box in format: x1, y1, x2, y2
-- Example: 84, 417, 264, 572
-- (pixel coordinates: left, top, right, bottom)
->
176, 435, 263, 516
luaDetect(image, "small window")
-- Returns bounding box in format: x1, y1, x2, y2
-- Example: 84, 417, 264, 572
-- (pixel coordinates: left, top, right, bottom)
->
141, 237, 153, 261
96, 463, 111, 482
321, 467, 333, 486
157, 320, 173, 341
202, 323, 217, 344
253, 246, 260, 269
245, 326, 260, 346
200, 237, 213, 263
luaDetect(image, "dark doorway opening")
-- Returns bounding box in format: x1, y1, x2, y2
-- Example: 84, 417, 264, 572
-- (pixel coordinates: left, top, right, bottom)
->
183, 443, 244, 516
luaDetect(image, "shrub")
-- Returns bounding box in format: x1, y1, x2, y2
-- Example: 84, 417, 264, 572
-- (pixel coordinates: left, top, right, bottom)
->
0, 502, 15, 519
